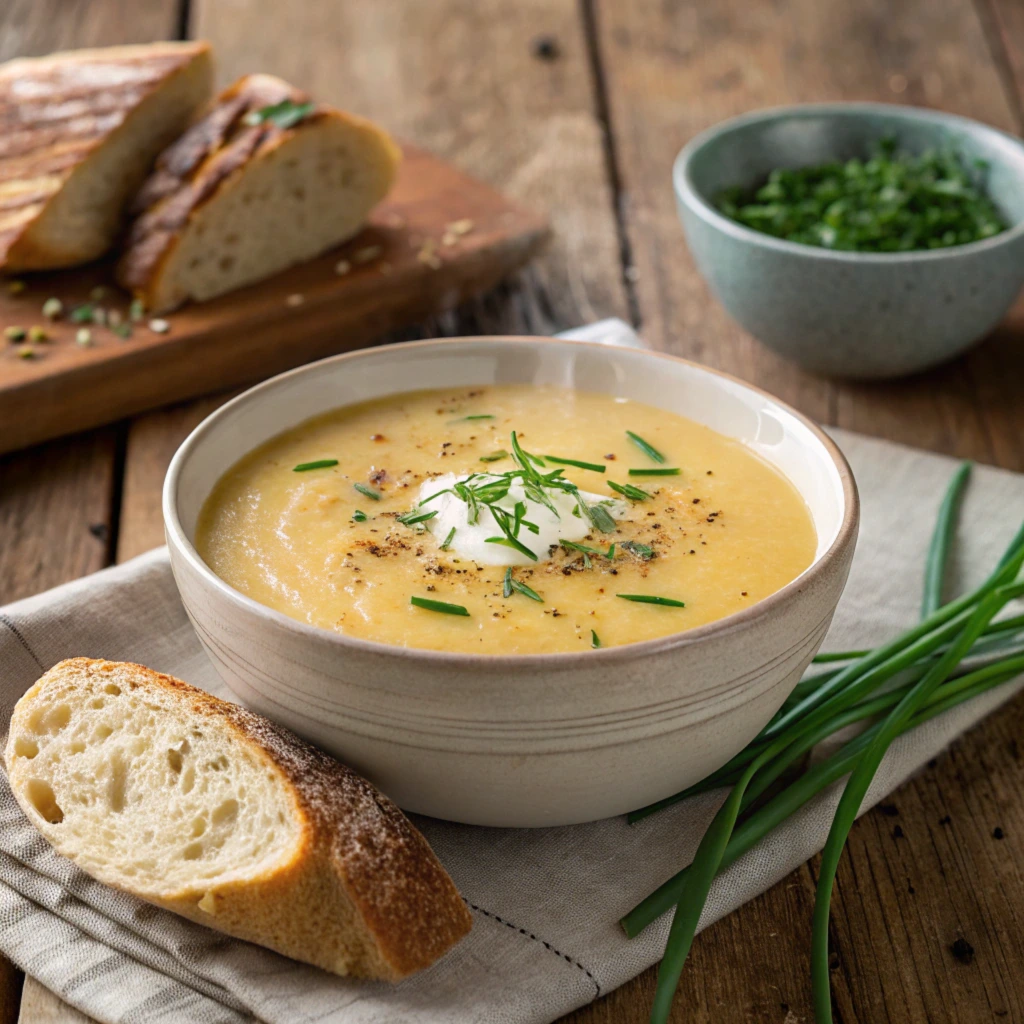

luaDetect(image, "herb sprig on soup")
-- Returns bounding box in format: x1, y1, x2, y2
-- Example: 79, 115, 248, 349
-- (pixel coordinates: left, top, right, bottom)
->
196, 386, 816, 654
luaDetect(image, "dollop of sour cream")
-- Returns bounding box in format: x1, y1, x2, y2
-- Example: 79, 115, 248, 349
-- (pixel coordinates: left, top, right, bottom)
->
416, 473, 626, 566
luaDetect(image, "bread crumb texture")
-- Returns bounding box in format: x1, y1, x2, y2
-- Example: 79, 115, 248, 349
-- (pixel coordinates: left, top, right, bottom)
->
5, 658, 470, 980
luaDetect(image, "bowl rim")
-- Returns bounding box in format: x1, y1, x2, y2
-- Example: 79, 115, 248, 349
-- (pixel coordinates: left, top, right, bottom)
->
674, 101, 1024, 264
163, 335, 859, 667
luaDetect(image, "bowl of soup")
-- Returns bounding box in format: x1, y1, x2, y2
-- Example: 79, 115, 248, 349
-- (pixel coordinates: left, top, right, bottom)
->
164, 337, 858, 826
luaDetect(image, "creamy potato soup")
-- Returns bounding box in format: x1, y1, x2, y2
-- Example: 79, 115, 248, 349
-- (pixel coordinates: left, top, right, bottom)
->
196, 386, 816, 654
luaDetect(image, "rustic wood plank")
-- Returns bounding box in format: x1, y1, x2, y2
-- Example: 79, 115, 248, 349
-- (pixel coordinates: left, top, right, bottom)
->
581, 0, 1024, 1020
118, 395, 230, 560
0, 957, 21, 1024
16, 982, 92, 1024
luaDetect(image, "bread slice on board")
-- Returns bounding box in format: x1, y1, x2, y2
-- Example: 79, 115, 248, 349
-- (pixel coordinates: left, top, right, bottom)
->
117, 73, 401, 312
0, 42, 213, 272
4, 658, 471, 980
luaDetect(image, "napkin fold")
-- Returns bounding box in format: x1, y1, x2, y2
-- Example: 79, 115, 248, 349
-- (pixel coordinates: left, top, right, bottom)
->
2, 321, 1023, 1024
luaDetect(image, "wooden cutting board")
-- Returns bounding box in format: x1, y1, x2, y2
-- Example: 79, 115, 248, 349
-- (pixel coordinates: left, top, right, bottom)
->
0, 144, 549, 456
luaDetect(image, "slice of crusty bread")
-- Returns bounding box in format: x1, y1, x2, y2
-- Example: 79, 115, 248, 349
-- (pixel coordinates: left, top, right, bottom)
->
117, 73, 401, 312
4, 658, 471, 980
0, 42, 213, 271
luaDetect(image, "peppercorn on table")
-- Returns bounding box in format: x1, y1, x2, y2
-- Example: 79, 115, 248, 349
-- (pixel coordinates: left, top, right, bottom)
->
2, 2, 1024, 1023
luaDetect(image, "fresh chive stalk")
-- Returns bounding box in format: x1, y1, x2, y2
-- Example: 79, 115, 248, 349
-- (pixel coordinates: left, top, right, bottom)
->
354, 482, 381, 500
922, 461, 972, 617
626, 430, 666, 463
591, 629, 601, 649
621, 652, 1024, 938
617, 594, 684, 607
502, 566, 543, 602
628, 462, 1024, 1024
627, 468, 680, 477
410, 596, 470, 616
607, 480, 653, 501
545, 455, 607, 473
480, 450, 509, 462
449, 414, 495, 423
397, 509, 439, 527
440, 526, 456, 550
293, 459, 339, 472
352, 510, 368, 522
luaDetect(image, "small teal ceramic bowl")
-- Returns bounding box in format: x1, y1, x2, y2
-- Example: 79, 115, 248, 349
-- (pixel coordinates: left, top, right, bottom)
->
674, 103, 1024, 379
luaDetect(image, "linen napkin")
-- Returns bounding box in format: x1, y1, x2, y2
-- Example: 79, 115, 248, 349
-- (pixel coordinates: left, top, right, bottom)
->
2, 321, 1023, 1024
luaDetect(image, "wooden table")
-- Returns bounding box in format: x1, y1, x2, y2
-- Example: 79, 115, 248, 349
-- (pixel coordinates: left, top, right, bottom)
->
3, 1, 1024, 1021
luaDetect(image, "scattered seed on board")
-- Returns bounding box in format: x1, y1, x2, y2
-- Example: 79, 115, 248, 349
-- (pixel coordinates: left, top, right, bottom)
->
76, 328, 92, 346
148, 318, 170, 334
334, 259, 351, 276
4, 326, 25, 342
42, 297, 63, 320
28, 326, 47, 342
286, 293, 305, 307
16, 344, 35, 359
354, 245, 383, 264
6, 280, 26, 295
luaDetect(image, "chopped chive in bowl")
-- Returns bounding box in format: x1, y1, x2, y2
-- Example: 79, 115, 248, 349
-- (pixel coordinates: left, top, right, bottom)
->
626, 431, 666, 463
410, 596, 470, 616
715, 138, 1008, 253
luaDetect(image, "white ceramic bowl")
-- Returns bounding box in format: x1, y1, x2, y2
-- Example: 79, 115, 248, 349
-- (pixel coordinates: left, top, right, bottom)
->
164, 337, 859, 827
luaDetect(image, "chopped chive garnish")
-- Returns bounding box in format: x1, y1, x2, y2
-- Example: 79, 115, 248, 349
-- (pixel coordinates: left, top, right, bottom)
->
617, 594, 685, 607
449, 414, 495, 423
621, 540, 655, 560
607, 480, 653, 501
591, 629, 601, 649
397, 509, 439, 527
441, 526, 456, 550
589, 503, 618, 532
545, 455, 607, 473
352, 510, 368, 522
560, 539, 604, 556
354, 482, 381, 500
486, 536, 538, 561
293, 459, 339, 472
480, 450, 509, 462
503, 567, 543, 603
244, 98, 315, 129
607, 543, 616, 559
410, 596, 470, 616
626, 430, 666, 464
628, 467, 681, 477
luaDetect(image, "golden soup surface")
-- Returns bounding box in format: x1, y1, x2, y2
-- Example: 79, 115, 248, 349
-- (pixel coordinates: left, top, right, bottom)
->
196, 386, 817, 654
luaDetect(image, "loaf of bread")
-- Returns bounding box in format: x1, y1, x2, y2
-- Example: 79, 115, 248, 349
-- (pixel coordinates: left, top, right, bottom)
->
117, 73, 401, 312
4, 658, 471, 979
0, 42, 213, 271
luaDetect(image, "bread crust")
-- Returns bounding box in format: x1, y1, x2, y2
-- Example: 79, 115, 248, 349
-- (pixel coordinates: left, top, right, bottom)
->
6, 658, 471, 980
116, 73, 401, 310
0, 41, 213, 270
